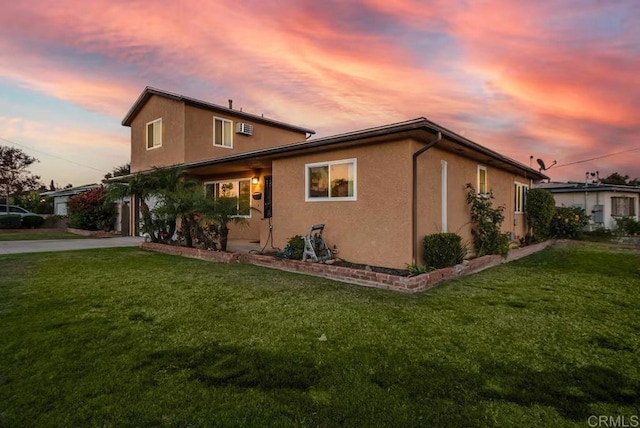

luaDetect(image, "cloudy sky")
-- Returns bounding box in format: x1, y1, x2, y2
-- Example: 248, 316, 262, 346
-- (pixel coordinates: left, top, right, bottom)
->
1, 0, 638, 186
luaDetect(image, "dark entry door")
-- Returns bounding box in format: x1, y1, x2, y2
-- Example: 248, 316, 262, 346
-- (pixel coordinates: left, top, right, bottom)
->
263, 175, 272, 219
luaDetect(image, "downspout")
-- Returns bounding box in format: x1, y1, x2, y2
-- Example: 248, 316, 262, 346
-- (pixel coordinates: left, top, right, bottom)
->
412, 131, 442, 265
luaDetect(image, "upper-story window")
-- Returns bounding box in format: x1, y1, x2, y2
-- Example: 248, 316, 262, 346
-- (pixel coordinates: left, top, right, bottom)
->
514, 182, 529, 213
477, 165, 487, 195
305, 158, 357, 202
214, 117, 233, 148
146, 118, 162, 150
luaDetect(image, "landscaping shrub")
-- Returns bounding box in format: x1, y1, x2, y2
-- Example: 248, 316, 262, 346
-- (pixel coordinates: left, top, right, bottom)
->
614, 216, 640, 236
526, 188, 555, 240
21, 215, 44, 229
280, 235, 305, 260
550, 207, 589, 238
67, 187, 116, 231
465, 184, 509, 257
12, 191, 53, 214
0, 214, 22, 229
422, 233, 465, 269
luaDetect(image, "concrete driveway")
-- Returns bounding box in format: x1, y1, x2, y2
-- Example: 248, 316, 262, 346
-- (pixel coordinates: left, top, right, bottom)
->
0, 237, 145, 255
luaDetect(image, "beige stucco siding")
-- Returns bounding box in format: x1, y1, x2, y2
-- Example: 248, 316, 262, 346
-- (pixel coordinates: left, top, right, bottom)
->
272, 140, 414, 269
130, 95, 185, 173
415, 145, 531, 260
183, 105, 308, 164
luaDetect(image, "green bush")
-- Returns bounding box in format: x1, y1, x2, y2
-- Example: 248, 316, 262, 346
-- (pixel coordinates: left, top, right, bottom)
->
68, 188, 116, 231
614, 217, 640, 236
22, 215, 45, 228
280, 235, 305, 260
550, 207, 589, 238
0, 215, 22, 229
526, 188, 555, 240
465, 184, 509, 257
422, 233, 465, 269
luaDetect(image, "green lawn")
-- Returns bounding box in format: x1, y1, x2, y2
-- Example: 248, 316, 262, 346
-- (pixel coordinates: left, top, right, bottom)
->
0, 231, 87, 241
1, 243, 638, 427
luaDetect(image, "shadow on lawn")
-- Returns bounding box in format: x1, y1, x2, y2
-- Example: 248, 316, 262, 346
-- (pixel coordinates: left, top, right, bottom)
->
137, 342, 321, 392
370, 354, 639, 421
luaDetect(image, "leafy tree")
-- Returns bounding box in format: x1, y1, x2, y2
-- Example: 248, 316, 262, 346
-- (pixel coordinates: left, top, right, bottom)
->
0, 146, 42, 213
526, 188, 556, 240
13, 191, 53, 214
103, 163, 131, 182
67, 187, 116, 231
601, 172, 629, 185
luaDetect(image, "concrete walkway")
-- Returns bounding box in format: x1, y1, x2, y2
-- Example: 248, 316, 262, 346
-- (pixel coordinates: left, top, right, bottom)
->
0, 237, 145, 255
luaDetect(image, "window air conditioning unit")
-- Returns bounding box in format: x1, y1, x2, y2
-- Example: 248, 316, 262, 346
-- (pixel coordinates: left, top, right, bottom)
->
236, 122, 253, 136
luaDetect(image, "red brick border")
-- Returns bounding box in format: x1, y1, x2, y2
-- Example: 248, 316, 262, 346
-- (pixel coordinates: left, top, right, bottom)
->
140, 240, 554, 293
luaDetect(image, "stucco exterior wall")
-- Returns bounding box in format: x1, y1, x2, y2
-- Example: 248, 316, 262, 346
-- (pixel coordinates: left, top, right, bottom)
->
414, 144, 532, 261
183, 105, 308, 164
272, 140, 414, 269
130, 95, 185, 173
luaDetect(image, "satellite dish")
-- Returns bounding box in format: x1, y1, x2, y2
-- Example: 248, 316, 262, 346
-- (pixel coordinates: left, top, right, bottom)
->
537, 159, 547, 171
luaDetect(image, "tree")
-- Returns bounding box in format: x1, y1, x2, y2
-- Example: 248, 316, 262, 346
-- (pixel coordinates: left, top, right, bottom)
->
103, 163, 131, 182
601, 172, 629, 185
0, 146, 42, 213
49, 179, 56, 191
526, 188, 555, 240
201, 196, 252, 251
67, 187, 116, 231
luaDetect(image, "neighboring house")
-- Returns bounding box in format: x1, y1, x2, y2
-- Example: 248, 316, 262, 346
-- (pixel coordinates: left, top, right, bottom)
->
41, 184, 101, 216
123, 87, 547, 268
536, 182, 640, 230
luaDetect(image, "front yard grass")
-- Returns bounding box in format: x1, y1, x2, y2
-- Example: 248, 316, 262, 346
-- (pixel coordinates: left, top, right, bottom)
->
0, 231, 87, 241
0, 243, 638, 427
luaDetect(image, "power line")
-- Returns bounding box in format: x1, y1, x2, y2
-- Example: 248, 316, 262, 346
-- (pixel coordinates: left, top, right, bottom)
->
554, 146, 640, 169
0, 136, 109, 173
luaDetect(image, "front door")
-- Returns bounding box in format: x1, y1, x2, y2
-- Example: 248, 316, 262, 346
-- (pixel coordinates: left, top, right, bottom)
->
263, 175, 272, 219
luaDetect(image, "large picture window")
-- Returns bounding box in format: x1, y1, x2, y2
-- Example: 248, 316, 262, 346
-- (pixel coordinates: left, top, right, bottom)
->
213, 117, 233, 148
146, 118, 162, 149
204, 179, 251, 217
305, 159, 357, 201
514, 182, 529, 213
611, 197, 636, 217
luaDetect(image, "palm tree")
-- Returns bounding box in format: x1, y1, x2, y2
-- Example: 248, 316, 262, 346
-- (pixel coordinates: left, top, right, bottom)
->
201, 196, 252, 252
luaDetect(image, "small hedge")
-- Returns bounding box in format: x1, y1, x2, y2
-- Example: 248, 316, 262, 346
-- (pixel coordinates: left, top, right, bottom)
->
614, 216, 640, 236
279, 235, 305, 260
22, 215, 45, 229
0, 215, 22, 229
423, 233, 465, 269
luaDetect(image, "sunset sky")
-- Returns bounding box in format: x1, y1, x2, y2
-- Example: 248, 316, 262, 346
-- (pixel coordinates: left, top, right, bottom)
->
1, 0, 638, 187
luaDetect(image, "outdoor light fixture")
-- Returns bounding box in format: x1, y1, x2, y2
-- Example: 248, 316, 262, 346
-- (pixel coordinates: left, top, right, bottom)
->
252, 176, 260, 185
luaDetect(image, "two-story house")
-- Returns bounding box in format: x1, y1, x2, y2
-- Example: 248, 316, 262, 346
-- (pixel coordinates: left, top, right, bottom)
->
123, 87, 547, 269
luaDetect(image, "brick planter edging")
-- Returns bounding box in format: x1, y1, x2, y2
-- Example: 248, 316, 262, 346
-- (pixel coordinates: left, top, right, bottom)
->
140, 240, 555, 293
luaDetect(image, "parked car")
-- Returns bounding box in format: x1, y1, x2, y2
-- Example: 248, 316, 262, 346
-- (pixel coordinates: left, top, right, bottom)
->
0, 205, 39, 217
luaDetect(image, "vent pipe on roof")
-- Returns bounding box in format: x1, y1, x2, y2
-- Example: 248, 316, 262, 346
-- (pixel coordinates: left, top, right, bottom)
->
228, 99, 233, 109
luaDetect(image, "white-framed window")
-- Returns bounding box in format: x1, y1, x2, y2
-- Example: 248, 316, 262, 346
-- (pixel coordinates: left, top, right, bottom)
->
213, 117, 233, 148
204, 178, 251, 217
146, 118, 162, 150
477, 165, 487, 195
611, 197, 636, 217
514, 182, 529, 213
305, 158, 357, 202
